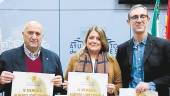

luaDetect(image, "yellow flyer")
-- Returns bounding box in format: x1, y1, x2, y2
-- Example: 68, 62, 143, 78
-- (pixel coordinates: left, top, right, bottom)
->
11, 71, 55, 96
67, 72, 108, 96
119, 88, 158, 96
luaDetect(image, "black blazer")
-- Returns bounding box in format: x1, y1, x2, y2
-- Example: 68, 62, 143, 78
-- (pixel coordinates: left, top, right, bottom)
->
0, 45, 66, 96
116, 34, 170, 96
0, 59, 4, 74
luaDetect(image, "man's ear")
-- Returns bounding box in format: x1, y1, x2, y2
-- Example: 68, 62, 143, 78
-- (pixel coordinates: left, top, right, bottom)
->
22, 32, 24, 35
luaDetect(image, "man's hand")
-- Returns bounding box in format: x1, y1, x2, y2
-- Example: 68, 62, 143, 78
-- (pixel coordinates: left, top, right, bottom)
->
136, 82, 149, 93
52, 75, 62, 87
0, 71, 14, 84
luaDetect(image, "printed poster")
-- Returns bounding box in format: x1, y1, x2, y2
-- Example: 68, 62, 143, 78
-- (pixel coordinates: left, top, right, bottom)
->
67, 72, 108, 96
11, 71, 55, 96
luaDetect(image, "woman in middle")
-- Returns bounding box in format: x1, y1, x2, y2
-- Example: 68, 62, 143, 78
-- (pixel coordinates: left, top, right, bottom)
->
64, 26, 122, 96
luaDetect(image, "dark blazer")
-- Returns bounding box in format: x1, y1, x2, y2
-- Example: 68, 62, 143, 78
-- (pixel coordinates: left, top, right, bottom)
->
116, 34, 170, 96
0, 59, 4, 74
0, 45, 66, 96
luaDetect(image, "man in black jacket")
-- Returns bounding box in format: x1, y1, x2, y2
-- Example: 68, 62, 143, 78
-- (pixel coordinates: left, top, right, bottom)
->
116, 4, 170, 96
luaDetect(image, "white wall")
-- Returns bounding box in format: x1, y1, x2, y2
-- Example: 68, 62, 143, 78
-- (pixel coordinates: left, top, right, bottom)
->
0, 0, 167, 73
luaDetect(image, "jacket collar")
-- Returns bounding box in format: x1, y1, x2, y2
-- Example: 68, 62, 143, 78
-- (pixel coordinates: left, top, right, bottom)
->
16, 45, 49, 72
127, 34, 154, 66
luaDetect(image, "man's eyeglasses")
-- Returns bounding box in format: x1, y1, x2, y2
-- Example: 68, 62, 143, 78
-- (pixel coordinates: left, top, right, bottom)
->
130, 14, 148, 21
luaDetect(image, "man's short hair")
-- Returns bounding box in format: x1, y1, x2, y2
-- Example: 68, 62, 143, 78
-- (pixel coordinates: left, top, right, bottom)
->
128, 4, 148, 20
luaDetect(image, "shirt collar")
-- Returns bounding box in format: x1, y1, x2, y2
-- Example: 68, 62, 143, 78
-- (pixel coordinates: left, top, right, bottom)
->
133, 36, 147, 45
24, 44, 41, 60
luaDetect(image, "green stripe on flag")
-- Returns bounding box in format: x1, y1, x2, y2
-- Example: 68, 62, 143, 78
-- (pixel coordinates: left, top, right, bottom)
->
151, 0, 160, 37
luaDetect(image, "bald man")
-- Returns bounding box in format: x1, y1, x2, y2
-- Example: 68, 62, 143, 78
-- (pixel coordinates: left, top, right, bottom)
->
0, 21, 66, 96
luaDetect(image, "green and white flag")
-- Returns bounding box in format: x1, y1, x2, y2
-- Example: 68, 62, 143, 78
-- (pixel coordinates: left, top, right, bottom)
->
151, 0, 160, 37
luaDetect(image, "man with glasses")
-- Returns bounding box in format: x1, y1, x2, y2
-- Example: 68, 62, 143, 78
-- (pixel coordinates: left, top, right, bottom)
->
116, 4, 170, 96
0, 21, 66, 96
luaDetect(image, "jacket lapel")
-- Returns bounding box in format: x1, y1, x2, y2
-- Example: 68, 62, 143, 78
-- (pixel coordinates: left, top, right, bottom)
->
15, 45, 26, 71
127, 39, 134, 66
143, 35, 154, 64
41, 48, 49, 73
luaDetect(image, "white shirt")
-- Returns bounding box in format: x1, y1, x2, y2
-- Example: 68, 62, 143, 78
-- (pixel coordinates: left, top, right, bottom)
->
91, 58, 96, 73
24, 45, 41, 61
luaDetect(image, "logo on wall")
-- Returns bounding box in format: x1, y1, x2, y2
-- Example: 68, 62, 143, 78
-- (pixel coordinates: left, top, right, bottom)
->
69, 37, 118, 56
69, 38, 83, 54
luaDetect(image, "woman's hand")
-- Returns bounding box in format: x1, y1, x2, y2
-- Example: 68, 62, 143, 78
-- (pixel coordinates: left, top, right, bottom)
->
62, 80, 68, 90
107, 83, 116, 94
